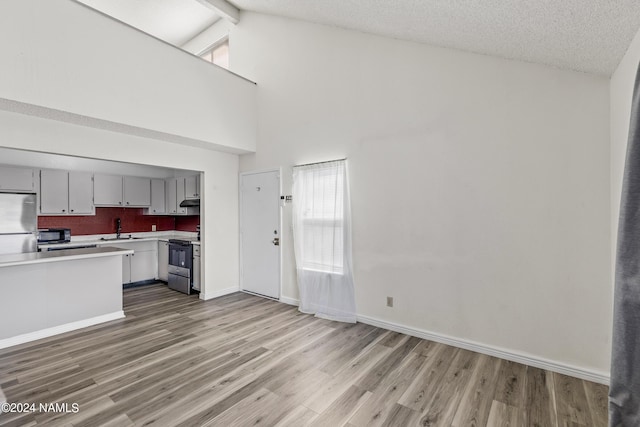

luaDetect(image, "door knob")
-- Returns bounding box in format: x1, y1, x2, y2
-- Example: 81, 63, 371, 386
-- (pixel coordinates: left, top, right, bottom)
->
272, 237, 280, 246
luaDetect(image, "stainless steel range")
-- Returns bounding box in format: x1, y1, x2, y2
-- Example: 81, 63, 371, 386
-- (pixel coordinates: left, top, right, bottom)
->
168, 239, 193, 294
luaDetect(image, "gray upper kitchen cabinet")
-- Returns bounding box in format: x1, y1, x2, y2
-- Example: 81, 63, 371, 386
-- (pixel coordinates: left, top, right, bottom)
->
147, 179, 166, 215
123, 176, 151, 207
0, 166, 35, 193
166, 178, 178, 215
185, 175, 200, 199
176, 177, 187, 214
39, 170, 68, 214
40, 170, 94, 215
166, 177, 188, 215
68, 172, 95, 215
94, 174, 151, 207
94, 174, 123, 206
166, 177, 198, 216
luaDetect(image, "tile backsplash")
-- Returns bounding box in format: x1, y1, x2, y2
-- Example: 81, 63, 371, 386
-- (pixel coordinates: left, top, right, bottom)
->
38, 207, 198, 236
175, 215, 200, 232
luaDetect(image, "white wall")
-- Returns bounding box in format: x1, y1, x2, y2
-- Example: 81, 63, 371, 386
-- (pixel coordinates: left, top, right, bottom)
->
232, 13, 612, 378
611, 28, 640, 272
0, 0, 256, 299
0, 0, 256, 153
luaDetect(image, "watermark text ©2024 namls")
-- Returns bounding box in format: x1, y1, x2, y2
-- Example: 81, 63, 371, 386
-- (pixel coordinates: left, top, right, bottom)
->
1, 402, 80, 414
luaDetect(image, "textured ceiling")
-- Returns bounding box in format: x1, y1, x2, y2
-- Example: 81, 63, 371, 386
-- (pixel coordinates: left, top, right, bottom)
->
77, 0, 220, 47
228, 0, 640, 76
75, 0, 640, 75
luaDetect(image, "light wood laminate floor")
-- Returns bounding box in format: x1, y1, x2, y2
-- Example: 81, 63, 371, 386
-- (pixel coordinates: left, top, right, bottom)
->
0, 284, 608, 426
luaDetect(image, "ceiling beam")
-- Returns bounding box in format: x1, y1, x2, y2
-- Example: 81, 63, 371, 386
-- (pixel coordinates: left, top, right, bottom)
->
195, 0, 239, 24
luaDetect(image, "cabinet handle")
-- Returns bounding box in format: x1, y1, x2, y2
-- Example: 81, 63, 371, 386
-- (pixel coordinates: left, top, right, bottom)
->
70, 209, 74, 212
119, 201, 122, 205
126, 202, 129, 205
62, 209, 66, 212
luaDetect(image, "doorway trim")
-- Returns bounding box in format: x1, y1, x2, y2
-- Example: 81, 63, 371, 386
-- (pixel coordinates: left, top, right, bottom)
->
239, 167, 283, 300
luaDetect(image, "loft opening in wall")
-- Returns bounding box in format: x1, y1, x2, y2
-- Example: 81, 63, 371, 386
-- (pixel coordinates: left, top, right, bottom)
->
198, 36, 229, 69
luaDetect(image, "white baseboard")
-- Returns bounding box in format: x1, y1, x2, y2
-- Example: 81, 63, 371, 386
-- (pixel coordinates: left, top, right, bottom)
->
0, 311, 125, 350
203, 290, 610, 385
279, 296, 300, 306
356, 314, 609, 385
200, 285, 240, 301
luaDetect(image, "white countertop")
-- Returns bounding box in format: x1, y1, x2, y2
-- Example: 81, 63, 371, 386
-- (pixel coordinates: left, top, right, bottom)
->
0, 246, 134, 268
38, 231, 199, 249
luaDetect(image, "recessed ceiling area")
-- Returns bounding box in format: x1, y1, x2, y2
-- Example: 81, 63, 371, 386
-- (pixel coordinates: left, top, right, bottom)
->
75, 0, 640, 76
76, 0, 220, 47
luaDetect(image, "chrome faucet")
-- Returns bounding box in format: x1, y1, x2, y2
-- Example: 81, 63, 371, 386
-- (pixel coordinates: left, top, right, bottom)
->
116, 218, 122, 239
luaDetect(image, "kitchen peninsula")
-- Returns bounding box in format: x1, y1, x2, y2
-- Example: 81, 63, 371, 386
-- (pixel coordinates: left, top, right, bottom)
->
0, 246, 133, 349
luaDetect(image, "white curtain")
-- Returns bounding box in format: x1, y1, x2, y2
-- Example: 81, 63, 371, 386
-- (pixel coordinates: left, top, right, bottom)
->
292, 159, 356, 323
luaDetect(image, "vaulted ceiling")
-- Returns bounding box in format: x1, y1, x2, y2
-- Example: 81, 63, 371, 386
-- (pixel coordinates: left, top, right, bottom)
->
77, 0, 220, 47
76, 0, 640, 76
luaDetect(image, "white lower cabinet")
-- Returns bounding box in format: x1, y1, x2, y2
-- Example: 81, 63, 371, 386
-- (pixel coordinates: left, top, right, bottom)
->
122, 254, 132, 284
192, 244, 200, 291
158, 240, 168, 281
130, 250, 157, 283
101, 240, 158, 285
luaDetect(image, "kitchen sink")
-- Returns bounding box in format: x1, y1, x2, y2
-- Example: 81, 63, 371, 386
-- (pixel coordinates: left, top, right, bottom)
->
100, 236, 144, 241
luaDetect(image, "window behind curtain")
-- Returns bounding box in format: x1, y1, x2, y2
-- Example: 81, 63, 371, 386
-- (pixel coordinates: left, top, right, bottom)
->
296, 162, 345, 274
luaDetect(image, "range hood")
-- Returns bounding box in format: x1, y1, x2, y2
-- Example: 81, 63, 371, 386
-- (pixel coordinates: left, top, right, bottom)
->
179, 199, 200, 208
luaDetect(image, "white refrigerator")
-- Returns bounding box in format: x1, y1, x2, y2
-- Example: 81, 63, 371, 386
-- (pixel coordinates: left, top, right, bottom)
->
0, 193, 38, 255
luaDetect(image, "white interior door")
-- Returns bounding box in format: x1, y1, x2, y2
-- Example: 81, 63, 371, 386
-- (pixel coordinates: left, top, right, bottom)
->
240, 170, 281, 299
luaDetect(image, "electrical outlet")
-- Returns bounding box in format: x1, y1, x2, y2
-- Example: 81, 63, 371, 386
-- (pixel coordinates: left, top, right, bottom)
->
152, 224, 157, 232
386, 296, 394, 308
